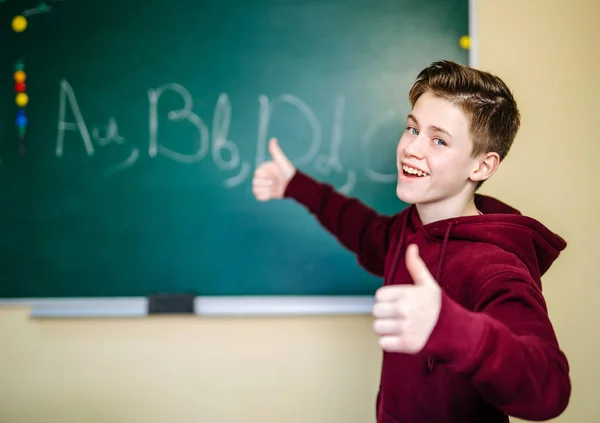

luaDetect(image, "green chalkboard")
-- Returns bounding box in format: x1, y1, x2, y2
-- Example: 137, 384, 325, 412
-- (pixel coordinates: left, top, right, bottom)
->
0, 0, 469, 299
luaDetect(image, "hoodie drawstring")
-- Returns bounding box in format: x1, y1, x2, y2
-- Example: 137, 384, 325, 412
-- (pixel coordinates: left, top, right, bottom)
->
388, 209, 411, 285
435, 222, 454, 285
427, 221, 454, 372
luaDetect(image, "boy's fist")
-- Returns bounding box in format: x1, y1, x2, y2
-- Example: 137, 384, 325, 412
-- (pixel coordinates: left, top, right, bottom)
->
372, 244, 442, 354
252, 138, 296, 201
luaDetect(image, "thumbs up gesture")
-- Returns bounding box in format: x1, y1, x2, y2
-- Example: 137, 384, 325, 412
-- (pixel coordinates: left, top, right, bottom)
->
252, 138, 297, 202
372, 244, 442, 354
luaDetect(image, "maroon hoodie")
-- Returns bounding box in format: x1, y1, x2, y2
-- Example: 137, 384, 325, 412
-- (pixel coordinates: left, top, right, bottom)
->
284, 170, 571, 423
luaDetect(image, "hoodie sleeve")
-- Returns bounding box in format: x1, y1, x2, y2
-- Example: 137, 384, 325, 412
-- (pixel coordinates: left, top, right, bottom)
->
283, 170, 397, 276
422, 271, 571, 421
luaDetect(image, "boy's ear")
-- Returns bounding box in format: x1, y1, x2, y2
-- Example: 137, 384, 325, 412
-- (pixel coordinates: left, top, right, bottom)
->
470, 152, 500, 183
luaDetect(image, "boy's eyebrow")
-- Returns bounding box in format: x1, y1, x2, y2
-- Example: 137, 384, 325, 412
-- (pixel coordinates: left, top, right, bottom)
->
431, 125, 452, 138
407, 114, 452, 138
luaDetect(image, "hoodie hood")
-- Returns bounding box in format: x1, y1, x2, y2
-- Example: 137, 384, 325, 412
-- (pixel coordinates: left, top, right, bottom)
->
410, 194, 567, 283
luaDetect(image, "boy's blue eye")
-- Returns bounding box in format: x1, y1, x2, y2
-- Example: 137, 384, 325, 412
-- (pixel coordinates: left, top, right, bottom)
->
434, 138, 447, 146
407, 127, 418, 135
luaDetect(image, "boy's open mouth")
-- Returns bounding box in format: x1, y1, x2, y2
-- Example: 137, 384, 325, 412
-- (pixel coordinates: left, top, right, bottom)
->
402, 164, 430, 178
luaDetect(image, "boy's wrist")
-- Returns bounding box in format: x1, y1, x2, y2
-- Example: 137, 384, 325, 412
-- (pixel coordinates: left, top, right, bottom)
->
422, 292, 489, 373
283, 169, 317, 202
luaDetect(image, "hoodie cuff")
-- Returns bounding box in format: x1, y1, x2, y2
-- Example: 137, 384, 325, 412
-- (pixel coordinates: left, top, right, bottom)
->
422, 291, 490, 374
283, 170, 326, 213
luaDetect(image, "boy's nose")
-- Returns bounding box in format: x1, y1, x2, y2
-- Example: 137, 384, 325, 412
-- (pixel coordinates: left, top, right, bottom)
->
405, 136, 426, 159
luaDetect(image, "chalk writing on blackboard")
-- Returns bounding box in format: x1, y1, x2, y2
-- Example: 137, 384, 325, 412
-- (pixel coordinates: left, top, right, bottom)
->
55, 79, 398, 194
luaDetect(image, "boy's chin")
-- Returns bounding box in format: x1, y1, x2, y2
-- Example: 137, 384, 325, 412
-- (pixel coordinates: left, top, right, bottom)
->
396, 185, 422, 205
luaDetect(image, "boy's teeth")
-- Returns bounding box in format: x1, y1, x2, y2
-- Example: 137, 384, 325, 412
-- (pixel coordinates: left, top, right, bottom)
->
402, 164, 428, 176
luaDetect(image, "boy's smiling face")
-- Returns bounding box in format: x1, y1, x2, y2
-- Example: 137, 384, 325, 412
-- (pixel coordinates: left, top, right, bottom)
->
396, 92, 495, 209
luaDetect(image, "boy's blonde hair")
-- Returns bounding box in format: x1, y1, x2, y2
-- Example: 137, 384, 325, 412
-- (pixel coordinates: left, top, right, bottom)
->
408, 60, 520, 185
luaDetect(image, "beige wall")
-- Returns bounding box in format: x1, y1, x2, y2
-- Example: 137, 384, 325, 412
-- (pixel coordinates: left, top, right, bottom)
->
477, 1, 599, 422
1, 0, 598, 422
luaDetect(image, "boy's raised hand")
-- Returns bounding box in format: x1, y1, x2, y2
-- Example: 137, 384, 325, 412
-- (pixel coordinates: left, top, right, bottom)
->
252, 138, 297, 201
372, 244, 442, 354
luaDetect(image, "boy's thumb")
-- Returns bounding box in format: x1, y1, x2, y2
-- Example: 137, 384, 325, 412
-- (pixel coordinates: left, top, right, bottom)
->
268, 138, 292, 168
405, 244, 435, 287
